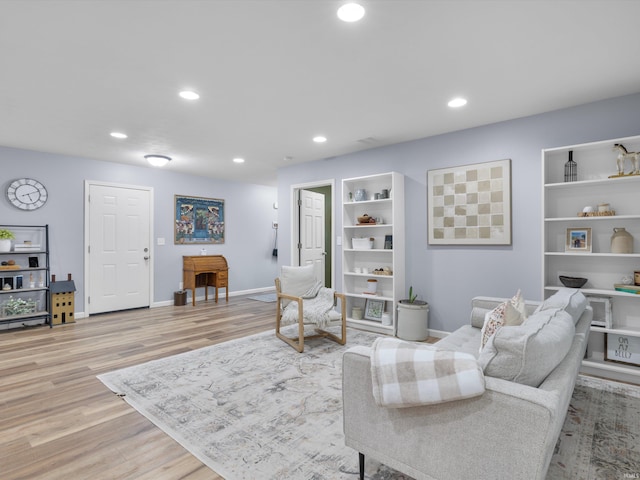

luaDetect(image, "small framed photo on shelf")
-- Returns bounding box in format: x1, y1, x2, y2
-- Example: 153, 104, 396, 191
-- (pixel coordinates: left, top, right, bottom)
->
605, 333, 640, 367
364, 298, 385, 321
565, 228, 592, 252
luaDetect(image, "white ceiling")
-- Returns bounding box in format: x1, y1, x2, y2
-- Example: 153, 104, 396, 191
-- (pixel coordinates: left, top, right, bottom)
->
2, 1, 640, 186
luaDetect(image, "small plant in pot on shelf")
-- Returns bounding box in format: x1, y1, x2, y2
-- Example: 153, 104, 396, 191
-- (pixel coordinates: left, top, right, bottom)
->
0, 229, 15, 253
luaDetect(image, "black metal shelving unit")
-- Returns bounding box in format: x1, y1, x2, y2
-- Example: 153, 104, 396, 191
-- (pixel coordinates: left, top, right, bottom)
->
0, 224, 50, 327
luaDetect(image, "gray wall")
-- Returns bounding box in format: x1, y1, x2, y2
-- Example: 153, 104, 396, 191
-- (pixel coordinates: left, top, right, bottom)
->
277, 92, 640, 333
0, 147, 279, 314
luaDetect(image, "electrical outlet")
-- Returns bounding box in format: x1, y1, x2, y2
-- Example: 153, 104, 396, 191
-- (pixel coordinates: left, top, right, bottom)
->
272, 221, 278, 229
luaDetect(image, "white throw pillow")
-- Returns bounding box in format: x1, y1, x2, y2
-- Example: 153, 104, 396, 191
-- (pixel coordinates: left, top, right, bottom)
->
478, 308, 575, 387
479, 290, 527, 352
279, 265, 317, 306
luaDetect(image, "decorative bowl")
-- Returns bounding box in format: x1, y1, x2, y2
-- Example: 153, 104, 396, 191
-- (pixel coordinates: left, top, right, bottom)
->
559, 276, 588, 288
357, 215, 374, 224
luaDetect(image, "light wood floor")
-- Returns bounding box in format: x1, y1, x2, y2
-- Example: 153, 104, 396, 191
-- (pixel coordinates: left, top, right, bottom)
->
0, 296, 276, 480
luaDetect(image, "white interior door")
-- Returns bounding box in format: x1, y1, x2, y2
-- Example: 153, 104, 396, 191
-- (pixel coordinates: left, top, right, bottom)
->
87, 183, 152, 314
299, 189, 325, 284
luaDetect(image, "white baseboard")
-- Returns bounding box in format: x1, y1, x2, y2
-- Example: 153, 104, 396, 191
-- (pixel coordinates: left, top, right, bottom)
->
152, 286, 277, 308
1, 287, 278, 328
427, 328, 449, 339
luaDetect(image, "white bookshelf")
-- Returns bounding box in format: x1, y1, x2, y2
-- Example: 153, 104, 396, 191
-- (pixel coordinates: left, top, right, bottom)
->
342, 172, 404, 335
542, 135, 640, 384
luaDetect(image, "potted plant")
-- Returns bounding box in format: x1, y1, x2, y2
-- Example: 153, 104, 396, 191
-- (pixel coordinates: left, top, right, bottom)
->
0, 229, 15, 253
397, 286, 429, 341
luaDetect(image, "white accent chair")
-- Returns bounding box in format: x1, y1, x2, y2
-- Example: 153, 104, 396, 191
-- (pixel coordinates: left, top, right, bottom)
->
274, 265, 346, 352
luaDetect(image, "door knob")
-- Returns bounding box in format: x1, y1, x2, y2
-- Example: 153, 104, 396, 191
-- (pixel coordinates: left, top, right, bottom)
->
144, 256, 150, 260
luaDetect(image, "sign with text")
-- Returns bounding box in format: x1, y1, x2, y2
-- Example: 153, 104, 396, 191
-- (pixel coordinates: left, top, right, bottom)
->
605, 333, 640, 367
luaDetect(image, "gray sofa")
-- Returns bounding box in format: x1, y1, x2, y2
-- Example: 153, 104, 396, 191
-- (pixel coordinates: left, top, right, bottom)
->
343, 290, 592, 480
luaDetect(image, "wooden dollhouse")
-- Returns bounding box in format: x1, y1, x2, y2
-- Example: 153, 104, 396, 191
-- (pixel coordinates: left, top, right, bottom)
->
50, 273, 76, 325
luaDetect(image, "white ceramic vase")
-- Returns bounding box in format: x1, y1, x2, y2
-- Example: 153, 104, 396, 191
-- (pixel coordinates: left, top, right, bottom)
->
0, 239, 11, 253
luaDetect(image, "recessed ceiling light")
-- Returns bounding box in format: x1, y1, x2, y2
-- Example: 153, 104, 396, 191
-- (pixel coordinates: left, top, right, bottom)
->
448, 97, 468, 108
337, 3, 365, 22
179, 90, 200, 100
233, 157, 245, 164
313, 136, 327, 143
144, 154, 172, 167
110, 132, 127, 139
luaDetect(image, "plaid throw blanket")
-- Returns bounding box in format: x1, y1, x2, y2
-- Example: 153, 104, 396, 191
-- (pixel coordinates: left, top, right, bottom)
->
371, 337, 485, 408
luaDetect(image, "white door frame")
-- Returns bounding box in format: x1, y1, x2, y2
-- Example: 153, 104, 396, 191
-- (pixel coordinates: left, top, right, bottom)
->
84, 180, 154, 314
290, 179, 335, 287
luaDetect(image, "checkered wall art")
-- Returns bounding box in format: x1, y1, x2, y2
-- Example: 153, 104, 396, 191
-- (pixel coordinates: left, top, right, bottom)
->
427, 159, 512, 245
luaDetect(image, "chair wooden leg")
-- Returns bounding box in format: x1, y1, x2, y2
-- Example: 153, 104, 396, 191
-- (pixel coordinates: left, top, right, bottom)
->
275, 295, 305, 352
276, 330, 304, 352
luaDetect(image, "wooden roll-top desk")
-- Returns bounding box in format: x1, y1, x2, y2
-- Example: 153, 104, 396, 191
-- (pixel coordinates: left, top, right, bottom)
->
182, 255, 229, 306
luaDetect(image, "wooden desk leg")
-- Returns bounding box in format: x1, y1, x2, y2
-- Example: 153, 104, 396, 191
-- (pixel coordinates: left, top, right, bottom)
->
226, 287, 228, 302
205, 286, 208, 302
191, 288, 196, 306
215, 286, 219, 303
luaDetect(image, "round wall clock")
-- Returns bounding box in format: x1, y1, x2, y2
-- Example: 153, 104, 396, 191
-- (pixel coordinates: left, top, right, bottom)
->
6, 178, 48, 210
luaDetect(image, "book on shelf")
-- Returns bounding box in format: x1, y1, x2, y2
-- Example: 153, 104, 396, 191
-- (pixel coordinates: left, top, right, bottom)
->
613, 284, 640, 294
14, 244, 42, 251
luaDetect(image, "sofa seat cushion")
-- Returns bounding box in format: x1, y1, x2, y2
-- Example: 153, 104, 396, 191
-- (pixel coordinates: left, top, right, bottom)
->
478, 308, 575, 387
436, 325, 482, 358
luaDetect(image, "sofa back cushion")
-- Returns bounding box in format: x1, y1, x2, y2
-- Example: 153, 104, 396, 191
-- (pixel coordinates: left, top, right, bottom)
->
478, 308, 575, 387
535, 288, 588, 323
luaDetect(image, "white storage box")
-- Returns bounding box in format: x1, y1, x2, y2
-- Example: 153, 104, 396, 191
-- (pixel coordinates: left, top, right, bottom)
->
352, 237, 374, 249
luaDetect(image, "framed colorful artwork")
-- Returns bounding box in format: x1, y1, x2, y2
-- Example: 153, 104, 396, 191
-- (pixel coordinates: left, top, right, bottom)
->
364, 298, 385, 321
175, 195, 225, 244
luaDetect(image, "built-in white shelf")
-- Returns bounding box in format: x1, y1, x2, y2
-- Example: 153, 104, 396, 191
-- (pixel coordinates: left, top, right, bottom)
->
542, 134, 640, 385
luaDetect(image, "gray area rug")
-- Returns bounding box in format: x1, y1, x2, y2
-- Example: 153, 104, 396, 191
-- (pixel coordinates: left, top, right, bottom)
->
247, 293, 277, 303
98, 328, 640, 480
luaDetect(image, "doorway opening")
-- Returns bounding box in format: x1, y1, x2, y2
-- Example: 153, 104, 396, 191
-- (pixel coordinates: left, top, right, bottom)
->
291, 180, 334, 288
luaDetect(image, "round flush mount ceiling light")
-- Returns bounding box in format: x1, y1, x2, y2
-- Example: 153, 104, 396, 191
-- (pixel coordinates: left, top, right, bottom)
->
337, 3, 365, 22
313, 136, 327, 143
179, 90, 200, 100
448, 97, 468, 108
110, 131, 127, 139
233, 157, 245, 164
144, 154, 172, 167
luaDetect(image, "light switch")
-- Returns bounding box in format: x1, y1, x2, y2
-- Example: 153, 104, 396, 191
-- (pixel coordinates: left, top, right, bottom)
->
157, 237, 165, 245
